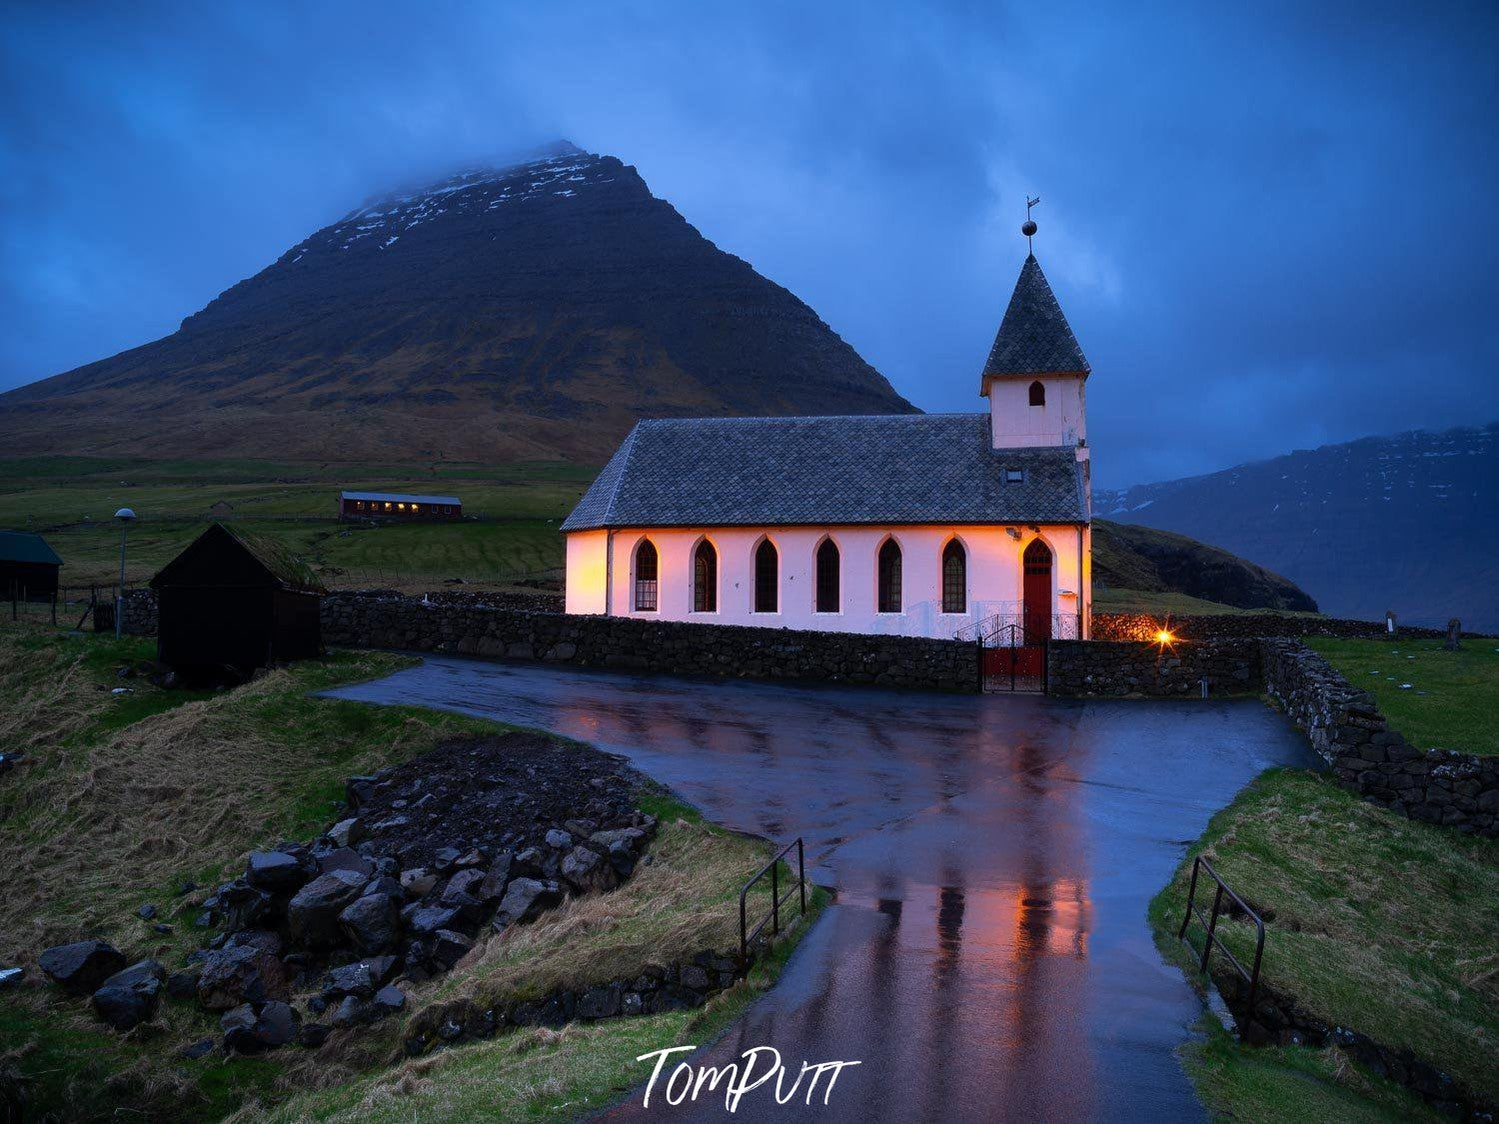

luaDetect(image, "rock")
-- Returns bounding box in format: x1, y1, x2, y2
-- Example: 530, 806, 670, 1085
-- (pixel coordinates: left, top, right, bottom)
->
680, 964, 712, 991
288, 870, 368, 947
577, 985, 621, 1020
492, 878, 560, 929
152, 923, 175, 935
432, 846, 462, 873
246, 850, 311, 893
298, 1022, 331, 1048
590, 827, 646, 851
331, 995, 367, 1028
441, 868, 486, 903
136, 904, 157, 921
429, 930, 473, 970
317, 847, 375, 879
179, 1038, 216, 1060
399, 868, 438, 899
324, 960, 376, 999
346, 774, 380, 808
544, 829, 574, 850
454, 849, 485, 869
563, 818, 599, 839
196, 945, 289, 1010
362, 874, 402, 900
166, 971, 199, 1001
561, 845, 618, 894
477, 853, 513, 901
38, 940, 127, 995
405, 904, 461, 935
372, 985, 406, 1014
91, 960, 167, 1031
225, 929, 283, 956
221, 1000, 300, 1053
327, 817, 364, 847
339, 893, 399, 954
217, 882, 275, 931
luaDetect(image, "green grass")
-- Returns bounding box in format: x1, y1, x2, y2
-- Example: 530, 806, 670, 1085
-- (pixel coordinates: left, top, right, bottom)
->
1179, 1018, 1443, 1123
1150, 769, 1499, 1111
1094, 587, 1324, 618
1308, 637, 1499, 756
0, 455, 589, 587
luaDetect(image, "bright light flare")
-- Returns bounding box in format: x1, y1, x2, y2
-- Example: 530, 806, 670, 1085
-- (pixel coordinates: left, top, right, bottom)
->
1155, 629, 1176, 646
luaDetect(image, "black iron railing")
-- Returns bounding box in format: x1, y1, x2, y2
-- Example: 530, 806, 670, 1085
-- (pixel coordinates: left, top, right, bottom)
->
739, 837, 806, 962
1178, 856, 1265, 1012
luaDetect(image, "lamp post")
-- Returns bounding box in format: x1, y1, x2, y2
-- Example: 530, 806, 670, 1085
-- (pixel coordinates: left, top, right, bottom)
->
114, 508, 136, 640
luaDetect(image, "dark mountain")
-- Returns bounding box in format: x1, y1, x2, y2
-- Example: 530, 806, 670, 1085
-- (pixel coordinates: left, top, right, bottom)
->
1097, 425, 1498, 630
0, 142, 913, 463
1093, 520, 1317, 612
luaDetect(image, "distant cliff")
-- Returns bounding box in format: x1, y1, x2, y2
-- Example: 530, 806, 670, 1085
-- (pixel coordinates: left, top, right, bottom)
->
1097, 425, 1497, 630
0, 142, 913, 463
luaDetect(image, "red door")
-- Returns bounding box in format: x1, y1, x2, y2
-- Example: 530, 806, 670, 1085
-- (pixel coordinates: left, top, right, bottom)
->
1022, 539, 1052, 645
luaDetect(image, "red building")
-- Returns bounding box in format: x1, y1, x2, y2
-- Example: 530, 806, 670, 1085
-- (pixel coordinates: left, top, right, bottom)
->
339, 491, 462, 521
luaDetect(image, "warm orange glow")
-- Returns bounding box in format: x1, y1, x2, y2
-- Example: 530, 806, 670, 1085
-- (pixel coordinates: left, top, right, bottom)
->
1156, 629, 1176, 646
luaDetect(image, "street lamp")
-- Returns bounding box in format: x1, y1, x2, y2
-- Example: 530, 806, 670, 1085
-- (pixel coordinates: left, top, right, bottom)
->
114, 508, 136, 640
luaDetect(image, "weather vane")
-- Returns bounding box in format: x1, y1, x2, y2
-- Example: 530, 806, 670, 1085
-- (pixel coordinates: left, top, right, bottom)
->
1022, 196, 1040, 253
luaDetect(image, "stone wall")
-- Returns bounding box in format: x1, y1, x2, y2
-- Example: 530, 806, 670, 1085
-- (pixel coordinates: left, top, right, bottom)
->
1047, 639, 1261, 697
121, 589, 159, 635
321, 592, 978, 692
1093, 611, 1470, 643
1261, 638, 1497, 837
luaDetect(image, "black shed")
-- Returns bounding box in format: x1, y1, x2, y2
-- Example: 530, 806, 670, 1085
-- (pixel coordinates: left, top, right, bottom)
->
0, 531, 62, 601
151, 524, 325, 674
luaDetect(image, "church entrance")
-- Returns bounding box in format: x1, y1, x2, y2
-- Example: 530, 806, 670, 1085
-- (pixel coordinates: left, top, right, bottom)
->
1022, 539, 1053, 645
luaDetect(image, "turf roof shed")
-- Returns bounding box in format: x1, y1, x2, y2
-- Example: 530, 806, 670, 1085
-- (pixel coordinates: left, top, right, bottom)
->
150, 523, 325, 674
0, 531, 63, 601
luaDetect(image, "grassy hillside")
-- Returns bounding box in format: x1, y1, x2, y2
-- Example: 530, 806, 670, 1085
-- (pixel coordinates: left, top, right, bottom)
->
1094, 519, 1318, 613
0, 620, 821, 1120
1152, 769, 1498, 1117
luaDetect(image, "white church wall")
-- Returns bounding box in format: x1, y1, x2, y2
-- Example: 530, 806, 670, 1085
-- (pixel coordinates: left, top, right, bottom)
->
987, 375, 1086, 449
574, 523, 1089, 640
564, 529, 609, 615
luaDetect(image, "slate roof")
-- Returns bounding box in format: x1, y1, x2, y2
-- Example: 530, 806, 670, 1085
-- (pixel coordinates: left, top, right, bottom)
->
341, 491, 461, 506
982, 254, 1090, 380
561, 414, 1087, 531
0, 531, 63, 566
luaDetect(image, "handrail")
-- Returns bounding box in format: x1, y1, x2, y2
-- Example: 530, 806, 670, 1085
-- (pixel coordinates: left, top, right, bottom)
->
739, 837, 806, 963
1178, 856, 1266, 1013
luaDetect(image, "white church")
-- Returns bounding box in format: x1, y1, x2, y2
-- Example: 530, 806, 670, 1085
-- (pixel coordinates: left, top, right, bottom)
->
562, 248, 1093, 643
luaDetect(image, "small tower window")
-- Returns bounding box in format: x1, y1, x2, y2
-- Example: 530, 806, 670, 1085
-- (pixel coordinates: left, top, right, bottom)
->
877, 538, 903, 613
1029, 380, 1046, 406
633, 539, 658, 612
754, 539, 778, 613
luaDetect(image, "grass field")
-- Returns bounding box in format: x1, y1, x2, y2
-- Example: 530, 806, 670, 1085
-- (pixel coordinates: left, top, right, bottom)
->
0, 620, 820, 1121
0, 455, 594, 589
1151, 769, 1499, 1117
1308, 637, 1499, 756
1093, 587, 1322, 618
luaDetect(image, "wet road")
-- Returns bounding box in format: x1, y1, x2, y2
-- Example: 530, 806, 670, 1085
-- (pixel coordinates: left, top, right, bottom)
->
326, 657, 1318, 1122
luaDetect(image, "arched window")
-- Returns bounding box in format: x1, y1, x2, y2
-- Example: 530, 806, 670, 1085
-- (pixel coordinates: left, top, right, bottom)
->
877, 538, 902, 613
942, 539, 967, 614
1029, 380, 1046, 406
693, 539, 717, 613
815, 539, 840, 613
753, 539, 778, 612
633, 539, 658, 612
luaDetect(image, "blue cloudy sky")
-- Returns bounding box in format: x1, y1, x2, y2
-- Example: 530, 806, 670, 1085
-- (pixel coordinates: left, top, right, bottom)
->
1, 0, 1495, 487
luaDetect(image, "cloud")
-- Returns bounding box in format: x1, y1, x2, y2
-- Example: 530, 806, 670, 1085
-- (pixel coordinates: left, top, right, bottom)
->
1, 0, 1495, 487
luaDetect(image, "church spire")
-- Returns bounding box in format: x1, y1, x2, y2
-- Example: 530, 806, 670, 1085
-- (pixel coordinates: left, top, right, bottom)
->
981, 253, 1091, 387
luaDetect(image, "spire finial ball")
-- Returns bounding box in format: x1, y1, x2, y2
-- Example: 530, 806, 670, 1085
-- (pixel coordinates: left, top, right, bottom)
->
1021, 220, 1037, 237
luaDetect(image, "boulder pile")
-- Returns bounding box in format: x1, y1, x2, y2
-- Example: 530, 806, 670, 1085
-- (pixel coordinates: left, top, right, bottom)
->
35, 733, 659, 1052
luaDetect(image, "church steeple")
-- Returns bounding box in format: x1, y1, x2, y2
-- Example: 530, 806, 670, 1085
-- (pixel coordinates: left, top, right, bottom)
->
980, 253, 1090, 388
981, 245, 1090, 456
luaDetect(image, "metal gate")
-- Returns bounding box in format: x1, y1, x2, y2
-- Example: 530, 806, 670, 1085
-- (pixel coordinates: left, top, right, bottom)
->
957, 608, 1081, 694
